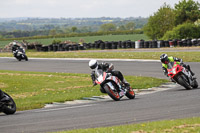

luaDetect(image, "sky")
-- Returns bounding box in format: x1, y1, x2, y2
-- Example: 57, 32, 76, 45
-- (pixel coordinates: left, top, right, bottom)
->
0, 0, 199, 18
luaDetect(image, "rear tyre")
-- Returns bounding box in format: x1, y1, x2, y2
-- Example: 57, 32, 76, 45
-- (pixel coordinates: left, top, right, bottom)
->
126, 87, 135, 99
177, 75, 192, 90
2, 93, 16, 115
104, 84, 120, 101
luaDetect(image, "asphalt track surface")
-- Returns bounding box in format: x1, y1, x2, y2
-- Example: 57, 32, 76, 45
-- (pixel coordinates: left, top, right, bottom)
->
0, 57, 200, 133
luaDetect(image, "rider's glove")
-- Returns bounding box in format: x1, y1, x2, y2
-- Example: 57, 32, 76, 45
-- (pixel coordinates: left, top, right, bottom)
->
93, 81, 97, 86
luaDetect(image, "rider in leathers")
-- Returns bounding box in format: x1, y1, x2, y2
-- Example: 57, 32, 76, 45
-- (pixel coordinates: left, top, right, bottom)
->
12, 42, 20, 57
160, 54, 195, 77
89, 60, 130, 88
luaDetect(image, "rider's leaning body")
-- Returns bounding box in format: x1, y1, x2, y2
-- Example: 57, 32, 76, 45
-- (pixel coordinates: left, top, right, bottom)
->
161, 56, 182, 74
160, 54, 194, 76
89, 60, 130, 87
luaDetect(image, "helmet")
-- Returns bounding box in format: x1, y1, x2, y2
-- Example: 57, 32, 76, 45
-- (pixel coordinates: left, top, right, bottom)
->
160, 54, 169, 64
13, 42, 17, 46
89, 60, 98, 69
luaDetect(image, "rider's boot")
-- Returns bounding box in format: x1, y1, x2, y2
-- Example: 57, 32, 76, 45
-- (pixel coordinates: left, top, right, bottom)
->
122, 79, 130, 88
0, 90, 3, 99
0, 90, 9, 102
187, 65, 195, 77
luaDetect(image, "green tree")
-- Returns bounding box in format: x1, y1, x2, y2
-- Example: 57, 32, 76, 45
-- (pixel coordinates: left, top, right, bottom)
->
194, 19, 200, 26
162, 22, 200, 40
100, 23, 116, 32
49, 29, 57, 37
174, 0, 200, 25
143, 3, 175, 39
118, 25, 126, 31
125, 22, 135, 30
71, 26, 77, 32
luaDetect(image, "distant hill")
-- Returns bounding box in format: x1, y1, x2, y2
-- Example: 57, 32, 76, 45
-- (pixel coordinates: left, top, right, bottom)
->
0, 17, 148, 32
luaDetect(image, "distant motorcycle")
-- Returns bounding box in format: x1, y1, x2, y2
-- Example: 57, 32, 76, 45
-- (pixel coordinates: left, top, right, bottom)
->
13, 47, 28, 61
94, 69, 135, 101
0, 90, 16, 115
167, 61, 198, 90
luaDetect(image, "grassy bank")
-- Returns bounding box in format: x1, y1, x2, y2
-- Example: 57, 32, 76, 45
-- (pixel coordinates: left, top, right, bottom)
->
1, 51, 200, 62
53, 117, 200, 133
0, 70, 168, 111
0, 34, 148, 48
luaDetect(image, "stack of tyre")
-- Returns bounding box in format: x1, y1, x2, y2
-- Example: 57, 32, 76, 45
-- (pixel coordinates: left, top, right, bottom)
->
30, 38, 200, 52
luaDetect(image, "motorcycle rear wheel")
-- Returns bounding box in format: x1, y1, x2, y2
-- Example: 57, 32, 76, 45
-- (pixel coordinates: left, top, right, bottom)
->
104, 84, 120, 101
2, 93, 16, 115
177, 75, 192, 90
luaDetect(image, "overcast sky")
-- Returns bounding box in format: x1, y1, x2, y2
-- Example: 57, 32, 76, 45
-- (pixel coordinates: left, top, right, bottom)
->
0, 0, 199, 18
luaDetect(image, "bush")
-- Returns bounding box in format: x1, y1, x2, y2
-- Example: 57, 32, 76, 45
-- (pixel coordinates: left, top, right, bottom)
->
52, 39, 61, 44
162, 22, 200, 40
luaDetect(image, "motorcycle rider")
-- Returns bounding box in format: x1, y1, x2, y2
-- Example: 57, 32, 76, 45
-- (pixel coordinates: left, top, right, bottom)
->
160, 54, 195, 77
12, 42, 20, 57
89, 59, 130, 87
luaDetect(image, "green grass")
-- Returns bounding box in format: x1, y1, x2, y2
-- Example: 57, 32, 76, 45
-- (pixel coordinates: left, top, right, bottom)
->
1, 51, 200, 62
53, 117, 200, 133
0, 34, 148, 48
0, 70, 168, 111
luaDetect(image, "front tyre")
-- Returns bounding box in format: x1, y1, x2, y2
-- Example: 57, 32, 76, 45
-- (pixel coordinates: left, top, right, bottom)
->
2, 93, 16, 115
192, 79, 198, 88
177, 75, 192, 90
104, 84, 120, 101
24, 55, 28, 61
126, 87, 135, 99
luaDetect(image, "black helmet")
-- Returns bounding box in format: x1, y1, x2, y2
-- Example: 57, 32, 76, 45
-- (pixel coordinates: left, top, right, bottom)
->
160, 54, 169, 64
89, 60, 98, 69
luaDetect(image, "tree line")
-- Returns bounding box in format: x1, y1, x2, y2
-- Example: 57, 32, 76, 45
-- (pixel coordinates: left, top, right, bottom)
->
143, 0, 200, 40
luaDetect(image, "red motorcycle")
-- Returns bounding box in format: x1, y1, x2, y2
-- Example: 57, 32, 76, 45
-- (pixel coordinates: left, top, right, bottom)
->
94, 69, 135, 101
167, 62, 198, 90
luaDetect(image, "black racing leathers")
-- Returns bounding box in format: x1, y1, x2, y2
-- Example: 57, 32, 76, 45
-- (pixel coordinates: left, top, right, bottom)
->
90, 62, 124, 85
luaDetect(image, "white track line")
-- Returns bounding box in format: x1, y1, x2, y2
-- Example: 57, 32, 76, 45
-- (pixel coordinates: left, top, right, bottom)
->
0, 57, 160, 62
33, 104, 95, 113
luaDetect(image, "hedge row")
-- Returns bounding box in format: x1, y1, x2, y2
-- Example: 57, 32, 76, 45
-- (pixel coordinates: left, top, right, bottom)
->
30, 39, 200, 52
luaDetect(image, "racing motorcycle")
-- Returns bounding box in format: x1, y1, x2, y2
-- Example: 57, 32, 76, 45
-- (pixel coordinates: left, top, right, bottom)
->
94, 69, 135, 101
0, 90, 16, 115
167, 61, 198, 90
13, 47, 28, 61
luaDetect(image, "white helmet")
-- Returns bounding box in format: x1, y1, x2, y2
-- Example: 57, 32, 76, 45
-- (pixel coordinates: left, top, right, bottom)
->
13, 42, 17, 45
89, 60, 98, 69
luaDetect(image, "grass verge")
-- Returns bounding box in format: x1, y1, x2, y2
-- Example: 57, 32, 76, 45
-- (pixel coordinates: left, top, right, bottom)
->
53, 117, 200, 133
0, 51, 200, 62
0, 70, 168, 111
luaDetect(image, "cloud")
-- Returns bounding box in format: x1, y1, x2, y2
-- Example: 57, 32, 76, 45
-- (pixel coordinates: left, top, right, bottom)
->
0, 0, 198, 18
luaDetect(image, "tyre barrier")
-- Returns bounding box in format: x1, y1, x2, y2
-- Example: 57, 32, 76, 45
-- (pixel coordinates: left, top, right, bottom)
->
144, 41, 149, 48
31, 38, 200, 52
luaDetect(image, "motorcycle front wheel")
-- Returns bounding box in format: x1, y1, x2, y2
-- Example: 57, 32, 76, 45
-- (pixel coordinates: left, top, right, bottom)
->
126, 87, 135, 99
24, 55, 28, 61
104, 84, 120, 101
192, 79, 198, 88
2, 93, 16, 115
177, 75, 192, 90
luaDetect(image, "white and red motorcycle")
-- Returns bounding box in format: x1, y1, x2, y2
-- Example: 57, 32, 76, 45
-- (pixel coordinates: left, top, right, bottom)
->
13, 47, 28, 61
94, 69, 135, 101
